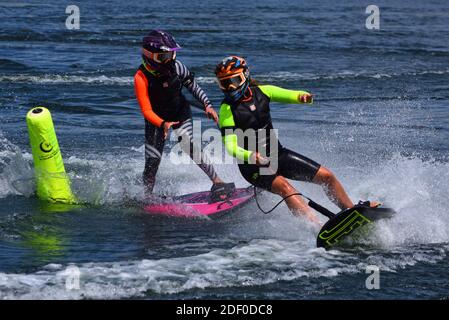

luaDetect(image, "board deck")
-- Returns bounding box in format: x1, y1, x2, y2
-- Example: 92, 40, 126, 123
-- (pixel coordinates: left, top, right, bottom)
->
143, 186, 255, 218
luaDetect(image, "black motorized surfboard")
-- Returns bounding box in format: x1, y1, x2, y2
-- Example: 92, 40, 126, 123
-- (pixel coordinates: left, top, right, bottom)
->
316, 205, 396, 249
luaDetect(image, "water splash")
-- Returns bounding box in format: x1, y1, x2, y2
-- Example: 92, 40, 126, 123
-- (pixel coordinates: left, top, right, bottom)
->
0, 132, 34, 198
0, 240, 446, 299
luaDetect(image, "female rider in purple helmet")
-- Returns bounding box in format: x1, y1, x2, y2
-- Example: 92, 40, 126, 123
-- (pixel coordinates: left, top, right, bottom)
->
134, 30, 234, 199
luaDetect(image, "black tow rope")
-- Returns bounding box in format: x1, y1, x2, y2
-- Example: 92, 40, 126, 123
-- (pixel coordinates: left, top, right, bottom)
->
253, 186, 336, 219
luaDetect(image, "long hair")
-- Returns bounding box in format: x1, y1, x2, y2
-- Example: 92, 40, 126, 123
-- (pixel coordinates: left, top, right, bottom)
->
250, 78, 261, 86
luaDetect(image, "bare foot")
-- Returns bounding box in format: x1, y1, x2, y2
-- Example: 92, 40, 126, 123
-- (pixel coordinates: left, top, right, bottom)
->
357, 200, 382, 208
370, 201, 382, 208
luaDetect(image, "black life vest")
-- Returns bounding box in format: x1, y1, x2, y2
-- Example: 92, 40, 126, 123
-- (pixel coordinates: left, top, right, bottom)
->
226, 85, 282, 156
138, 64, 191, 121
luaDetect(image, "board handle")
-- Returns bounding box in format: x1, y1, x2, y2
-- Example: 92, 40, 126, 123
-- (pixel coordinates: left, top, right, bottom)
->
307, 200, 336, 219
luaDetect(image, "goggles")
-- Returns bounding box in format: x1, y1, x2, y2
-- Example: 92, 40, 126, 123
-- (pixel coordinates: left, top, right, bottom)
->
142, 48, 176, 64
217, 72, 247, 91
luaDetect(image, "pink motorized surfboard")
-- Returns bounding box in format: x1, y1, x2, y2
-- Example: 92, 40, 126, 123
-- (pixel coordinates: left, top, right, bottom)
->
143, 186, 255, 218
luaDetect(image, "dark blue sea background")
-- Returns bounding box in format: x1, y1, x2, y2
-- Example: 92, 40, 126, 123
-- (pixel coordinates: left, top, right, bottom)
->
0, 0, 448, 299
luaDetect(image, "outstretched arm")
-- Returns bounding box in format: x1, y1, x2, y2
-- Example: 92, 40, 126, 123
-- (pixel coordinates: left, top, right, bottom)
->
259, 85, 313, 104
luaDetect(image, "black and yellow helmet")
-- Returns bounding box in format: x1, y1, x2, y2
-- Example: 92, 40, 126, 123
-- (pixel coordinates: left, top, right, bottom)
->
215, 56, 250, 101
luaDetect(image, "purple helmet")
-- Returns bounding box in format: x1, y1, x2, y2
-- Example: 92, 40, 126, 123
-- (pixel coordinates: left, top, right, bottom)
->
142, 30, 181, 52
142, 30, 181, 69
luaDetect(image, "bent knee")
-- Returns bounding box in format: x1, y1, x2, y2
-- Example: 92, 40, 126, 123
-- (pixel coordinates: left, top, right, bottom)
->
315, 166, 336, 184
272, 176, 297, 196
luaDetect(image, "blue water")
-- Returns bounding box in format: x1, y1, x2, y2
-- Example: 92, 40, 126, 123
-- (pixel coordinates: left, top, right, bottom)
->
1, 0, 449, 299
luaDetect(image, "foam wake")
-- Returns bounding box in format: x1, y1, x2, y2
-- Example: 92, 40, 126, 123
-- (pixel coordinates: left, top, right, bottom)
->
0, 240, 446, 299
2, 68, 449, 86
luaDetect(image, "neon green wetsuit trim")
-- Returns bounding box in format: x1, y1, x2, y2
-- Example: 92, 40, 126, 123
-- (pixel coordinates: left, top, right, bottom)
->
219, 103, 253, 162
259, 85, 310, 104
218, 85, 312, 162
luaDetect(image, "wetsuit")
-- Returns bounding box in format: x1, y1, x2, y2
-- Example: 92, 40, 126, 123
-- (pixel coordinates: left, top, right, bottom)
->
219, 85, 321, 191
134, 60, 217, 193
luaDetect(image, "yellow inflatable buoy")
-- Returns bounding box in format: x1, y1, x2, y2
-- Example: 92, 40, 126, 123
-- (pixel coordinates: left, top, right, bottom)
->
26, 107, 76, 204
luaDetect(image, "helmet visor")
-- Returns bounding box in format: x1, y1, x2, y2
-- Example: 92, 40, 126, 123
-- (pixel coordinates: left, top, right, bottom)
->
217, 73, 246, 91
142, 48, 176, 64
154, 51, 176, 63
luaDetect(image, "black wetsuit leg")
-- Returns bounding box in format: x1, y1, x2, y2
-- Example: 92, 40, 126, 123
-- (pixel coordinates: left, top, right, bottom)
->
238, 147, 321, 191
277, 148, 321, 182
143, 119, 165, 194
173, 118, 218, 182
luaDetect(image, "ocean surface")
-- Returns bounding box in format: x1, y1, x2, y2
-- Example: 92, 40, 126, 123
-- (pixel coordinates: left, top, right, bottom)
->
0, 0, 448, 299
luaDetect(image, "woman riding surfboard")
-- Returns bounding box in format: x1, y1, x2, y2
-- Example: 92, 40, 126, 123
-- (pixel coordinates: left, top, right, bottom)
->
134, 31, 234, 198
215, 56, 379, 224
